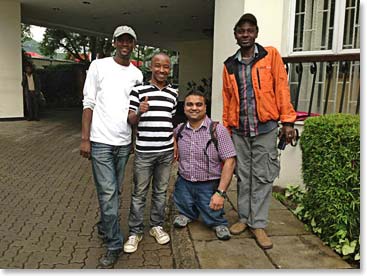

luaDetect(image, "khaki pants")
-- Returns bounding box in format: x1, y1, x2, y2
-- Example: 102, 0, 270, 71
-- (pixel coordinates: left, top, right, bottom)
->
232, 128, 280, 228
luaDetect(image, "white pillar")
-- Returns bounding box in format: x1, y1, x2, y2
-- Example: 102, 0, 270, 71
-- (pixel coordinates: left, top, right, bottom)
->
0, 0, 23, 119
211, 0, 246, 121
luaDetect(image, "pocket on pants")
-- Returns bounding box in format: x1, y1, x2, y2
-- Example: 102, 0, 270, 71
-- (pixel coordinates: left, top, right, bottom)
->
253, 152, 280, 184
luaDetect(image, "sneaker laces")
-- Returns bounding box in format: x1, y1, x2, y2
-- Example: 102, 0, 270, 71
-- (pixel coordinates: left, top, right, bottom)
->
127, 235, 139, 244
153, 226, 165, 237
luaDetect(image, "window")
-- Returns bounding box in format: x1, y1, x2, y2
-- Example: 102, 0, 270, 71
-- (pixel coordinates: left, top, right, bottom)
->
291, 0, 360, 55
343, 0, 360, 50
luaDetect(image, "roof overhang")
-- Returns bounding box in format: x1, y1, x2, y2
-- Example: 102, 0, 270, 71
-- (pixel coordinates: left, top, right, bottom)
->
20, 0, 214, 48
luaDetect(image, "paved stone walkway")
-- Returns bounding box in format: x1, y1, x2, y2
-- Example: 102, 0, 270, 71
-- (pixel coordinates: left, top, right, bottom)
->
0, 109, 174, 269
0, 108, 353, 270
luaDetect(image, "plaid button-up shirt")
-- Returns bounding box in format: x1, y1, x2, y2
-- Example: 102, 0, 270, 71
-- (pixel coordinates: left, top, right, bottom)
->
233, 48, 278, 137
174, 116, 236, 182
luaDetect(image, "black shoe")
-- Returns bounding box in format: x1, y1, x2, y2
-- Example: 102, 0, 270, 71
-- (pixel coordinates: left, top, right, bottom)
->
99, 249, 121, 267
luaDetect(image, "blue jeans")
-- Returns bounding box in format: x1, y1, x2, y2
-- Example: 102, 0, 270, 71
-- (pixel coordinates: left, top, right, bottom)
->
91, 142, 131, 250
128, 150, 173, 234
173, 175, 228, 227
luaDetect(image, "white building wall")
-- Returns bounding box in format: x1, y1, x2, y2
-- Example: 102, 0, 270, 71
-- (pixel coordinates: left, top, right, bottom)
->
173, 40, 213, 101
243, 0, 287, 52
273, 122, 304, 188
0, 0, 23, 119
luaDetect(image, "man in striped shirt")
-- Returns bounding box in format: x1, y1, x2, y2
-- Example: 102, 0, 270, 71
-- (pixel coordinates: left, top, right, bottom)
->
173, 91, 236, 240
124, 53, 178, 253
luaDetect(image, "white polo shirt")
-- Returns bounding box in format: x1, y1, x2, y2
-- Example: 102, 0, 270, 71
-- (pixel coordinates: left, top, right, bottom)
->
83, 57, 143, 146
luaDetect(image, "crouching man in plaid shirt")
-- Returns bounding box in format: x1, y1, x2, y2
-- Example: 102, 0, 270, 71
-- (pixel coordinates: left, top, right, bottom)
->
173, 91, 236, 240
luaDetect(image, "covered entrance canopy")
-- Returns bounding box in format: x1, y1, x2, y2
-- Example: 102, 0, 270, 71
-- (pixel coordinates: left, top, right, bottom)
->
21, 0, 214, 47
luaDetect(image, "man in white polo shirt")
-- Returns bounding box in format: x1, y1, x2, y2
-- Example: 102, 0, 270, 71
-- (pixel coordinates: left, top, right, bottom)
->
79, 25, 143, 267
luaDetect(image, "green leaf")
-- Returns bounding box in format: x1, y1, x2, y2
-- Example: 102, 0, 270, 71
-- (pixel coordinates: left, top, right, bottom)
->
341, 241, 356, 256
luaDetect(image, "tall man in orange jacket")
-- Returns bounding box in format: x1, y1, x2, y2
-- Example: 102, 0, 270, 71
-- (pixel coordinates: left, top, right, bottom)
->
222, 13, 297, 249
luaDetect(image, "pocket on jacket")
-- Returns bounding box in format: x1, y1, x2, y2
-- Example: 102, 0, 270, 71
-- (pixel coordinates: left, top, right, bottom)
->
257, 67, 273, 91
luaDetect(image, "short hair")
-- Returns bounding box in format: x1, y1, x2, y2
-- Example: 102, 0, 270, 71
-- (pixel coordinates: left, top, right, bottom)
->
151, 52, 170, 61
184, 90, 207, 104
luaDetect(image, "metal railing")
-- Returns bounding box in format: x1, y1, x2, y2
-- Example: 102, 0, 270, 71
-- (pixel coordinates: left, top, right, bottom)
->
283, 53, 360, 117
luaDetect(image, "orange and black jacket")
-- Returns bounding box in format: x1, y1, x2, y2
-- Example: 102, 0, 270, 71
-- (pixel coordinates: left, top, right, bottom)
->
222, 43, 296, 132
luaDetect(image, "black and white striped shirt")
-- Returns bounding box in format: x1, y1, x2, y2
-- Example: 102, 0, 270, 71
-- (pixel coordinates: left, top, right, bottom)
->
129, 82, 178, 153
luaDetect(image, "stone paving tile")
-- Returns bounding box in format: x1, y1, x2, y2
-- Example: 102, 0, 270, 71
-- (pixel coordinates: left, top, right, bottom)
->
194, 239, 274, 269
267, 235, 352, 269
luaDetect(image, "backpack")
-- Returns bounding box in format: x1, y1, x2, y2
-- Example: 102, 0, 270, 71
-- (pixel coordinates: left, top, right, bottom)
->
176, 121, 219, 152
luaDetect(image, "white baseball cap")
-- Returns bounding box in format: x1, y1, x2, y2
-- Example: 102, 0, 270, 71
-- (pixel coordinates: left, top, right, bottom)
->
113, 25, 137, 40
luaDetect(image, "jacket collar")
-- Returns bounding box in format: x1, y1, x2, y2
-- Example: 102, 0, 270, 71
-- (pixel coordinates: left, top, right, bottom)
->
225, 43, 268, 68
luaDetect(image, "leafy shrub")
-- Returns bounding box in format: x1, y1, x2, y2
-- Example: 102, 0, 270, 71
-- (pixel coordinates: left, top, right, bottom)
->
300, 114, 360, 262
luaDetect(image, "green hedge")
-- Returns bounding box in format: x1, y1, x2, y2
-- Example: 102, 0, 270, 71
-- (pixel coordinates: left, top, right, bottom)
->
300, 114, 360, 261
37, 63, 87, 108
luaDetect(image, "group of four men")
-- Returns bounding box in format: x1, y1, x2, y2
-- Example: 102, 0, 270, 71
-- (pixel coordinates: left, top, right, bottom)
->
80, 13, 297, 267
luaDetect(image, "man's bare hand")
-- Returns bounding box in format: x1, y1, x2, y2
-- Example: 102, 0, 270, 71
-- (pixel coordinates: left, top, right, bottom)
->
80, 139, 91, 160
139, 96, 149, 114
279, 125, 295, 144
209, 193, 225, 211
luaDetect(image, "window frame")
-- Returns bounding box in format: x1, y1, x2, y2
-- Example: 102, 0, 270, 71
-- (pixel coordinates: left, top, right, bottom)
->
288, 0, 360, 56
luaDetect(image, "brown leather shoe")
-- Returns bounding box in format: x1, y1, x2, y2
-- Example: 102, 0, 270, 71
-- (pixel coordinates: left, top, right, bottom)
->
250, 228, 273, 249
229, 222, 248, 235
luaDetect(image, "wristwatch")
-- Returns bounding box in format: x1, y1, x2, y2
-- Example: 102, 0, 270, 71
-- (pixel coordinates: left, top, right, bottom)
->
215, 189, 227, 199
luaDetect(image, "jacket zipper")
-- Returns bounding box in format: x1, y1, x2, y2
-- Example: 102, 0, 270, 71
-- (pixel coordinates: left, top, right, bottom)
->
256, 68, 261, 89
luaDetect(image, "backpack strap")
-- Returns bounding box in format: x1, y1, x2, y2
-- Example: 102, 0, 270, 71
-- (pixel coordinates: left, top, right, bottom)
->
205, 121, 219, 152
178, 120, 219, 152
176, 122, 186, 141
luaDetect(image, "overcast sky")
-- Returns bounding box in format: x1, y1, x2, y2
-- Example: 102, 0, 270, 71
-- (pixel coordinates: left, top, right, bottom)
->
30, 25, 45, 42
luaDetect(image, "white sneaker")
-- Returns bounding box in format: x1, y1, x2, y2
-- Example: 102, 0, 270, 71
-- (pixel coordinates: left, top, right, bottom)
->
123, 234, 143, 253
149, 226, 170, 245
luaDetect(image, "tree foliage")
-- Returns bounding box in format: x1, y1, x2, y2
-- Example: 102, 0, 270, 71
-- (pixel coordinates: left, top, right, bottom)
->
39, 28, 113, 64
21, 23, 32, 44
40, 28, 89, 63
38, 27, 178, 79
